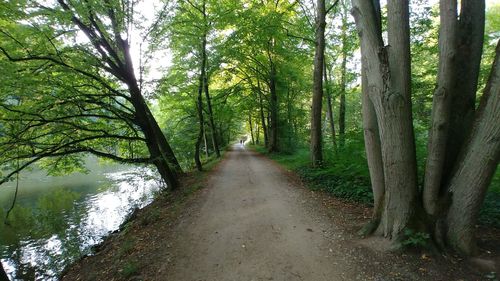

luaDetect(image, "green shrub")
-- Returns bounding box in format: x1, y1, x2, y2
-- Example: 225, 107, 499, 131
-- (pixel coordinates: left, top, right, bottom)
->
479, 192, 500, 228
401, 228, 430, 249
121, 260, 139, 278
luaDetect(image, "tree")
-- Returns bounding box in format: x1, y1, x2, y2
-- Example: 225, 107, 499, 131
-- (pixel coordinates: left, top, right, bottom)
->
337, 0, 349, 147
310, 0, 327, 166
0, 1, 181, 189
220, 0, 308, 153
353, 0, 500, 254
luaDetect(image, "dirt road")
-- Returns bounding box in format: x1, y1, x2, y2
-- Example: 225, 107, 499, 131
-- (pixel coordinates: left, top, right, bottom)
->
164, 145, 356, 281
64, 144, 490, 281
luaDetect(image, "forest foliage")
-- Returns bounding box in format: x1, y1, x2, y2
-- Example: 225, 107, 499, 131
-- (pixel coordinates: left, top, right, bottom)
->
0, 0, 499, 270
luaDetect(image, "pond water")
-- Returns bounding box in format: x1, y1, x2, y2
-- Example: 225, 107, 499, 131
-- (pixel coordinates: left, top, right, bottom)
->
0, 158, 163, 280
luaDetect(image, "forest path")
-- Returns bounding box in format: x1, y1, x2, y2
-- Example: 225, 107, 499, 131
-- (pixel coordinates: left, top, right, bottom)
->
163, 144, 357, 281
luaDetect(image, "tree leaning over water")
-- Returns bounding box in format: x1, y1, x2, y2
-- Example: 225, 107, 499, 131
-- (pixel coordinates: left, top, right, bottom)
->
0, 1, 181, 188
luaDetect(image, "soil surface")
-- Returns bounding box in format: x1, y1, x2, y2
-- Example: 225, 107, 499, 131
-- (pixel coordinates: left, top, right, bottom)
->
62, 145, 499, 281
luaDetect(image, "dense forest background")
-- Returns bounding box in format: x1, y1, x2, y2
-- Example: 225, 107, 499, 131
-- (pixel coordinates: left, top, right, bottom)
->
0, 0, 499, 278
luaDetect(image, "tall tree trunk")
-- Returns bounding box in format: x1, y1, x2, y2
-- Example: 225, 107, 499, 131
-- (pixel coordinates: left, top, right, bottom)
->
199, 1, 220, 158
258, 80, 269, 148
122, 40, 182, 176
267, 111, 271, 144
249, 113, 255, 144
423, 0, 458, 218
269, 61, 279, 152
444, 0, 485, 179
128, 83, 180, 189
324, 60, 337, 150
361, 70, 385, 230
339, 2, 348, 147
204, 73, 220, 158
424, 0, 485, 219
422, 0, 485, 251
123, 43, 182, 189
287, 85, 294, 146
352, 0, 418, 238
194, 38, 207, 171
256, 123, 260, 144
56, 0, 181, 189
310, 0, 326, 166
203, 126, 209, 158
445, 40, 500, 255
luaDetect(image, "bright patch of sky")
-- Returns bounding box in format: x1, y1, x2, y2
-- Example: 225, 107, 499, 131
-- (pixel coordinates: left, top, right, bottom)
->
128, 0, 171, 95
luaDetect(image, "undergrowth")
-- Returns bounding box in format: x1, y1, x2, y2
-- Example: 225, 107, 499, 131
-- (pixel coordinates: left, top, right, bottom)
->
250, 134, 373, 205
250, 133, 500, 229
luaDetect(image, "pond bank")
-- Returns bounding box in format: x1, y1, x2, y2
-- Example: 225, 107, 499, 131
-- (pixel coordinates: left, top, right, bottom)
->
63, 147, 498, 281
61, 156, 223, 280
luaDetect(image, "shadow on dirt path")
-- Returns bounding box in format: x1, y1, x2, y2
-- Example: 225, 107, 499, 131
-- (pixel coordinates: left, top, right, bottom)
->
162, 144, 356, 281
63, 144, 492, 281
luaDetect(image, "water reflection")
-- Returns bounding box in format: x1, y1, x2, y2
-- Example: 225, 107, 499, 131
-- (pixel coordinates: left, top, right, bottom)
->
0, 165, 162, 280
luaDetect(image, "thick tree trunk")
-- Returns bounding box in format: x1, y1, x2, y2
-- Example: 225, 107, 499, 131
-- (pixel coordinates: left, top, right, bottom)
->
310, 0, 326, 166
423, 0, 458, 217
0, 261, 8, 281
444, 0, 485, 178
56, 0, 181, 188
131, 89, 180, 188
324, 62, 337, 150
126, 79, 180, 188
352, 0, 418, 238
361, 71, 385, 227
379, 0, 418, 238
121, 40, 182, 175
424, 0, 485, 219
446, 41, 500, 255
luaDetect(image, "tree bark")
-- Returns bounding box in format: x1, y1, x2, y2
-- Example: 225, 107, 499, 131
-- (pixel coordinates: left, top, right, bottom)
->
204, 74, 220, 158
352, 0, 418, 238
339, 2, 348, 147
198, 0, 221, 158
129, 83, 180, 188
256, 123, 260, 144
57, 0, 182, 188
125, 61, 181, 189
258, 80, 269, 148
423, 0, 458, 217
194, 36, 207, 171
424, 0, 485, 219
310, 0, 327, 166
286, 84, 294, 143
324, 59, 336, 150
203, 127, 209, 158
269, 60, 279, 152
444, 0, 485, 179
361, 70, 385, 226
446, 40, 500, 255
249, 113, 255, 145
